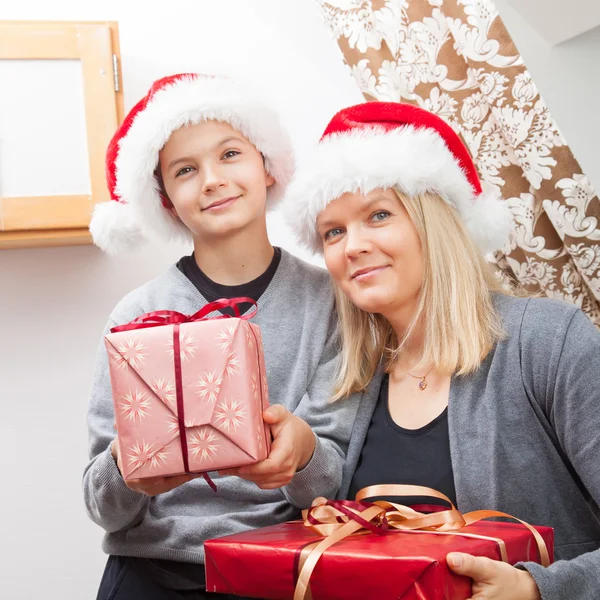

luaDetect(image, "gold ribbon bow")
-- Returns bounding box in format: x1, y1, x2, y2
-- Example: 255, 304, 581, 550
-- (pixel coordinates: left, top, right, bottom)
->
294, 484, 550, 600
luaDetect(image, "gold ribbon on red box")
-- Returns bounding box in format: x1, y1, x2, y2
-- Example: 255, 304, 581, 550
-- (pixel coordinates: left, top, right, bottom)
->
294, 484, 550, 600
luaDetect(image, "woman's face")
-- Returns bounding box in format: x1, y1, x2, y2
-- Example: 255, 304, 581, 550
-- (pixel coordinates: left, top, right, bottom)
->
317, 188, 424, 319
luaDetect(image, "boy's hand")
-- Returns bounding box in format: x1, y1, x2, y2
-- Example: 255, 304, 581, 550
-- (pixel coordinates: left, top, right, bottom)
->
122, 473, 203, 497
219, 405, 316, 489
111, 437, 201, 496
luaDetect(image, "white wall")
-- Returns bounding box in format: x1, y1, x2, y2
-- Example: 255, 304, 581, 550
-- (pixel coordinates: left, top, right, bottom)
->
0, 2, 598, 598
504, 0, 600, 45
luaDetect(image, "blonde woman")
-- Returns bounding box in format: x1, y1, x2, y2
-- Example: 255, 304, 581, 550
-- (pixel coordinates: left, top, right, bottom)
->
284, 102, 600, 600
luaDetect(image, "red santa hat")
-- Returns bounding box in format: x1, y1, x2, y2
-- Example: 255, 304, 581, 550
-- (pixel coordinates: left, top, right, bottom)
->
284, 102, 513, 255
90, 73, 294, 254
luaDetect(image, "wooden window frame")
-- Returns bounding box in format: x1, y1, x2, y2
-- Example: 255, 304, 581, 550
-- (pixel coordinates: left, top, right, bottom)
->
0, 20, 124, 249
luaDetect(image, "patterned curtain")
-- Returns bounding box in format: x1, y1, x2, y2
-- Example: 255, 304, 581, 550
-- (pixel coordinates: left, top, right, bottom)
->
316, 0, 600, 325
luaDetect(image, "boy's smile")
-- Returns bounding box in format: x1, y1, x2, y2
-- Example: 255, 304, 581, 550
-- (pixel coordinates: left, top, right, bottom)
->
202, 194, 241, 212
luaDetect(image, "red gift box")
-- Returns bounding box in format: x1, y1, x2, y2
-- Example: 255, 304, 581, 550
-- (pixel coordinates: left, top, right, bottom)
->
205, 486, 553, 600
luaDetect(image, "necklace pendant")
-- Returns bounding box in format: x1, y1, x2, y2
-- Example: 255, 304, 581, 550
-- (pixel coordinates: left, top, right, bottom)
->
419, 378, 428, 391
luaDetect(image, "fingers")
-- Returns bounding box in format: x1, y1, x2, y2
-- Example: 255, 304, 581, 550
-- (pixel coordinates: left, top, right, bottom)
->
221, 409, 307, 489
218, 467, 240, 477
124, 473, 201, 496
239, 442, 290, 476
111, 438, 118, 460
231, 445, 295, 489
263, 404, 287, 422
263, 404, 293, 437
232, 469, 294, 489
447, 553, 494, 580
218, 464, 292, 489
111, 438, 125, 476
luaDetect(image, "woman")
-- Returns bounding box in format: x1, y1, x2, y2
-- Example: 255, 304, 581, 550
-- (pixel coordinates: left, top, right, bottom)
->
284, 102, 600, 600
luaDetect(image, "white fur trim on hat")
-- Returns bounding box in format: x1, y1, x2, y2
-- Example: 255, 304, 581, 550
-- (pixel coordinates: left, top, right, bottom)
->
284, 126, 513, 255
462, 187, 514, 255
89, 200, 146, 256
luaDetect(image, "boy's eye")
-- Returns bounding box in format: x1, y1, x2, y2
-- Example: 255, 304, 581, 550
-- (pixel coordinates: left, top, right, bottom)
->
222, 150, 240, 159
371, 210, 390, 222
175, 166, 194, 177
324, 228, 344, 241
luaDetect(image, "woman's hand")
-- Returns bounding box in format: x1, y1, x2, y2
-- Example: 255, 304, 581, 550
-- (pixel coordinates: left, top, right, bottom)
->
219, 404, 316, 489
447, 553, 541, 600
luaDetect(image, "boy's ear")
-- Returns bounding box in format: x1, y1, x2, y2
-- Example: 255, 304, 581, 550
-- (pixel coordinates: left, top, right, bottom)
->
265, 172, 275, 188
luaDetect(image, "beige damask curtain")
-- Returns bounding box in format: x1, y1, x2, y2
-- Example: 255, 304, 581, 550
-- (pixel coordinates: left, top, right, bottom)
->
317, 0, 600, 325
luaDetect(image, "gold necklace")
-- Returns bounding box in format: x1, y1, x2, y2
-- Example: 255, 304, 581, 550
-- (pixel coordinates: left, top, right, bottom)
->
404, 366, 433, 391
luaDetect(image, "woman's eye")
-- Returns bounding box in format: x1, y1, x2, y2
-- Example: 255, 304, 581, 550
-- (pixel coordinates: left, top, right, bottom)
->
324, 228, 344, 241
222, 150, 240, 159
175, 166, 194, 177
372, 210, 390, 222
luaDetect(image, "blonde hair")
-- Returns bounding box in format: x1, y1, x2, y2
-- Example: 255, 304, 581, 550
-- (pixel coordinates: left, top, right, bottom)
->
332, 188, 508, 400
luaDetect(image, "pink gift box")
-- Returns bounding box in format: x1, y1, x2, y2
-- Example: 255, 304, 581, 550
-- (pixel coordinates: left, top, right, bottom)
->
105, 302, 271, 480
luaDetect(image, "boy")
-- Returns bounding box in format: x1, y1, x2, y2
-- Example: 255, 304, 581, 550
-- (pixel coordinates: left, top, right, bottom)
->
84, 73, 366, 599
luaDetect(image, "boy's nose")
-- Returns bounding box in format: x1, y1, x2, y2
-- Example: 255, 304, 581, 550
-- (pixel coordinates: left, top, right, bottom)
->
202, 164, 228, 194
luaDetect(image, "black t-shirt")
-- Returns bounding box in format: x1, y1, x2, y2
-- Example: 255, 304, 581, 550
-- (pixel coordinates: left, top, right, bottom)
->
132, 248, 281, 591
176, 247, 281, 315
348, 374, 457, 509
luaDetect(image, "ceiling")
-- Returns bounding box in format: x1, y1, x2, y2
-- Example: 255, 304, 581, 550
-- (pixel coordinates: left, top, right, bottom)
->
504, 0, 600, 45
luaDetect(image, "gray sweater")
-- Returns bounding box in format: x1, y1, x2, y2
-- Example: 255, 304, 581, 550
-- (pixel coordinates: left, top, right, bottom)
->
83, 250, 371, 564
339, 294, 600, 600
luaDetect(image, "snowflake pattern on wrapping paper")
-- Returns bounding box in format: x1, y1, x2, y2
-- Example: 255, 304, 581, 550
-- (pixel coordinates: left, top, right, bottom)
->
245, 325, 255, 349
189, 428, 220, 463
217, 324, 237, 352
116, 338, 147, 369
110, 348, 128, 371
224, 351, 240, 378
166, 330, 196, 362
119, 389, 151, 421
127, 440, 166, 471
150, 448, 169, 470
256, 424, 264, 449
167, 413, 196, 434
151, 377, 176, 407
167, 414, 180, 434
251, 374, 260, 400
214, 398, 246, 432
262, 374, 269, 399
195, 371, 222, 404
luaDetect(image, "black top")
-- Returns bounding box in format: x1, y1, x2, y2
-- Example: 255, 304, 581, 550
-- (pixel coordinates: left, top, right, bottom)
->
176, 247, 281, 315
137, 247, 281, 590
348, 374, 457, 509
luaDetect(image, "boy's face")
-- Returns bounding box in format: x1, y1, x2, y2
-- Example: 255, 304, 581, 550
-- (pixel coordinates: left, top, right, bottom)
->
158, 120, 275, 240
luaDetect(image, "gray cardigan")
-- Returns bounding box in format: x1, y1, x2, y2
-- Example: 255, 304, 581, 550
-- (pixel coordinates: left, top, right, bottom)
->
338, 294, 600, 600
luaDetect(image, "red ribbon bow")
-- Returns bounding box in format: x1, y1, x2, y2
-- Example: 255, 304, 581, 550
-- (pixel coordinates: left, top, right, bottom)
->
110, 296, 258, 334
